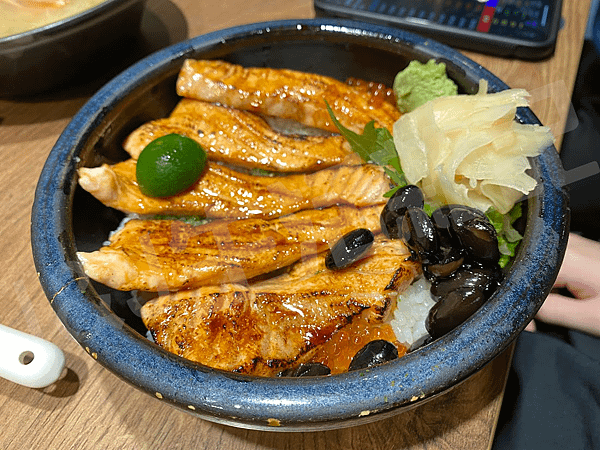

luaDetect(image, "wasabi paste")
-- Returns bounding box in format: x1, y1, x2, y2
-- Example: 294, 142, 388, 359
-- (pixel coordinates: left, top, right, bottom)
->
393, 59, 458, 113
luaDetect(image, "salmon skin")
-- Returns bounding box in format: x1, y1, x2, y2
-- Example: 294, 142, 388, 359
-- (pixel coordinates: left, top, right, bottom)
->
123, 99, 361, 172
77, 205, 383, 292
141, 237, 419, 376
345, 77, 396, 105
77, 160, 389, 220
175, 59, 401, 134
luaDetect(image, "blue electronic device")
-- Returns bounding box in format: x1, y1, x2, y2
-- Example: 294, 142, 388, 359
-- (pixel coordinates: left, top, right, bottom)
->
314, 0, 563, 60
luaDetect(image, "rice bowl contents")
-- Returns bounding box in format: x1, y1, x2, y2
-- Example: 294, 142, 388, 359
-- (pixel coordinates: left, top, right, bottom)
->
75, 58, 553, 376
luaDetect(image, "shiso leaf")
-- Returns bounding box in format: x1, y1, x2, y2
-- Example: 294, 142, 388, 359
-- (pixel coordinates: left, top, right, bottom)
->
324, 100, 407, 195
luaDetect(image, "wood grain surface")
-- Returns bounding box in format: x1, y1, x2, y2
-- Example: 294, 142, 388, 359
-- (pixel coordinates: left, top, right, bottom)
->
0, 0, 589, 448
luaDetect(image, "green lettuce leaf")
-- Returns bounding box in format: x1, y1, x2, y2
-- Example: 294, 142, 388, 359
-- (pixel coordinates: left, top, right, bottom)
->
486, 203, 524, 268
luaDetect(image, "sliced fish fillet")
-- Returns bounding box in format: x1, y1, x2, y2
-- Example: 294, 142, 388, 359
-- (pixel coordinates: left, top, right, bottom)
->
77, 205, 383, 292
123, 99, 361, 171
77, 160, 389, 219
141, 237, 419, 376
175, 59, 401, 134
345, 77, 396, 105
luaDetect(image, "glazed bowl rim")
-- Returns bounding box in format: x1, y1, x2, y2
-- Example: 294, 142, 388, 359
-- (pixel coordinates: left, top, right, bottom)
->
31, 18, 569, 431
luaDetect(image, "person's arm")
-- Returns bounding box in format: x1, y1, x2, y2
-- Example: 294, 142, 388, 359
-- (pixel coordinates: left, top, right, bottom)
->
527, 233, 600, 337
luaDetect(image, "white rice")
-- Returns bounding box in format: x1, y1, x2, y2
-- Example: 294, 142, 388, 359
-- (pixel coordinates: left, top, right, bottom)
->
103, 213, 141, 246
390, 277, 436, 347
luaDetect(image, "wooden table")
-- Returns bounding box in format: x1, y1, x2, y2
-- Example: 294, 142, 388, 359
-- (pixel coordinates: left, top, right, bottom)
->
0, 0, 589, 448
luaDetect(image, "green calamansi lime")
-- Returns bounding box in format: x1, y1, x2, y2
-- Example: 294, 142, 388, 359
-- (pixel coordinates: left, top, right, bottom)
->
136, 133, 207, 198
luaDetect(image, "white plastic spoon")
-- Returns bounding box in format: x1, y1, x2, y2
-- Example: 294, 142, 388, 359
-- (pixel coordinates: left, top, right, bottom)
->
0, 324, 65, 388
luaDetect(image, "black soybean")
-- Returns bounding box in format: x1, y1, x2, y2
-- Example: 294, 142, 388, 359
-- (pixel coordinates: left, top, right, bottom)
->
278, 363, 331, 377
408, 334, 434, 352
325, 228, 374, 270
448, 207, 500, 263
426, 288, 488, 339
401, 207, 439, 263
462, 259, 503, 277
380, 185, 424, 239
348, 340, 398, 371
431, 205, 460, 248
430, 266, 501, 300
423, 246, 465, 280
426, 266, 502, 338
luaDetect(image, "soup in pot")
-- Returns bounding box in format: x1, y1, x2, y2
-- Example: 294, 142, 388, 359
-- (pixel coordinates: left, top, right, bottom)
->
0, 0, 107, 39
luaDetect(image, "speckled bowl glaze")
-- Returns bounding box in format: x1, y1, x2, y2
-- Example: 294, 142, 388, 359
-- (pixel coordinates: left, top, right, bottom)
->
31, 19, 570, 431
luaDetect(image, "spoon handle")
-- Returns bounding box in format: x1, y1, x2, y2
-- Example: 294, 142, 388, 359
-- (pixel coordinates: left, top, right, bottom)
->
0, 324, 65, 388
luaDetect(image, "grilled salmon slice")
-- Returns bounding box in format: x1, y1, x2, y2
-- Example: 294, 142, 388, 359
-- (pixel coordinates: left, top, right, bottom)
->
77, 160, 389, 219
123, 99, 361, 172
140, 237, 419, 376
77, 205, 383, 292
345, 77, 396, 105
175, 59, 401, 134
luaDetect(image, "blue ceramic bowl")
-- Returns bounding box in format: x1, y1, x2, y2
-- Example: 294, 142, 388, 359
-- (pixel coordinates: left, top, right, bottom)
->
31, 19, 569, 431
